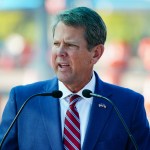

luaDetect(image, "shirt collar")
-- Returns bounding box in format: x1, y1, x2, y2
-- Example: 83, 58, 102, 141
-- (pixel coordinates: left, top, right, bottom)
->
58, 72, 96, 104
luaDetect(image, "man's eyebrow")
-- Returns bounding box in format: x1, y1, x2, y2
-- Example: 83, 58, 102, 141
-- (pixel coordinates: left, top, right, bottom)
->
65, 39, 80, 44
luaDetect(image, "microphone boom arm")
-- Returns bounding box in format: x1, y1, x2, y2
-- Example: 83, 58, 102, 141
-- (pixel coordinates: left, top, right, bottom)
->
90, 93, 138, 150
0, 91, 62, 149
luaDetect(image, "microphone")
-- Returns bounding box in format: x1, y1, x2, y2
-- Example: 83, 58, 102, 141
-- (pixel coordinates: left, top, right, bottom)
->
0, 90, 63, 149
82, 89, 138, 150
39, 90, 63, 98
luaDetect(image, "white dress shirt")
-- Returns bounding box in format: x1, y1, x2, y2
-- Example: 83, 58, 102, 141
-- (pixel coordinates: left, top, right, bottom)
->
59, 72, 96, 147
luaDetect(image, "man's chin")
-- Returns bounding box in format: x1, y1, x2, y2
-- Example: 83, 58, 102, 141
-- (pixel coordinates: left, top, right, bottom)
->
58, 76, 74, 85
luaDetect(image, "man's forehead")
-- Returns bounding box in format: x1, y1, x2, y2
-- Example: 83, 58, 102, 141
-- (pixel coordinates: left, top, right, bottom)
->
55, 21, 84, 32
54, 23, 85, 39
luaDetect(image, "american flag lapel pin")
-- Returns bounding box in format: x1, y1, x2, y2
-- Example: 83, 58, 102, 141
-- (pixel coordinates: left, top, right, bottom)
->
98, 103, 107, 109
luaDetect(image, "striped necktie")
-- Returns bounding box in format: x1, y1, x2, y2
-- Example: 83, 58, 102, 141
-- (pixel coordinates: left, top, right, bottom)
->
63, 94, 81, 150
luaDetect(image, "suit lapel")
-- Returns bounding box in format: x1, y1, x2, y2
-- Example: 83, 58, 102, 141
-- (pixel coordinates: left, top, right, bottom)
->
38, 73, 114, 150
82, 72, 113, 150
39, 78, 63, 150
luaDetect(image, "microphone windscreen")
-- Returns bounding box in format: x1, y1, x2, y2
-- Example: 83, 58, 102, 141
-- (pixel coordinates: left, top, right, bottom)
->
51, 90, 63, 98
82, 89, 92, 98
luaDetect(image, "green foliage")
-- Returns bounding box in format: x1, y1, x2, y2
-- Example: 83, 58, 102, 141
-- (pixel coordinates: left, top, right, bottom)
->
0, 11, 35, 42
0, 11, 21, 39
99, 11, 150, 43
0, 10, 150, 46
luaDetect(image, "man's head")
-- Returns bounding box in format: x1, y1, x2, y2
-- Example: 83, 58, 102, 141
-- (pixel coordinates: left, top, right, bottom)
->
51, 7, 107, 92
53, 7, 107, 51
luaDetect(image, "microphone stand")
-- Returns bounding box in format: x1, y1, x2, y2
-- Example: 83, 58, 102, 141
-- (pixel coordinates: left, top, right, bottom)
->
0, 91, 62, 149
90, 92, 138, 150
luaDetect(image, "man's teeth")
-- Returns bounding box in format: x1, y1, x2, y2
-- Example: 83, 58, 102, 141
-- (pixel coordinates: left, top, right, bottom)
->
59, 64, 69, 67
62, 64, 69, 66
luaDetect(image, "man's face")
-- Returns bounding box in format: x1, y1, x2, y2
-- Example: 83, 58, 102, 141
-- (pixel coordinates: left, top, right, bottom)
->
51, 22, 97, 92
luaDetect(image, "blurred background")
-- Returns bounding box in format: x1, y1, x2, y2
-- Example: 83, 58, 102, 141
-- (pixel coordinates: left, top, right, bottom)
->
0, 0, 150, 122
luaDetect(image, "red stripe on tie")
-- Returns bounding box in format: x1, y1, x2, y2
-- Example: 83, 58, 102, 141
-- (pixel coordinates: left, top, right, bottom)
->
63, 95, 81, 150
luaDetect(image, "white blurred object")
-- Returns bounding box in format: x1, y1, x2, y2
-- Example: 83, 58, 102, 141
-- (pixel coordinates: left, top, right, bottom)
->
143, 77, 150, 103
5, 34, 25, 56
22, 69, 40, 85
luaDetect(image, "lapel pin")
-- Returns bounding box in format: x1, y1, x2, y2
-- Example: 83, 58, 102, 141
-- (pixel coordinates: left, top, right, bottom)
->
98, 103, 107, 109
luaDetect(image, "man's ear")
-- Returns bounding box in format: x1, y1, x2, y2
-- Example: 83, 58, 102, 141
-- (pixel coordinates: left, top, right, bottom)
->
91, 44, 104, 64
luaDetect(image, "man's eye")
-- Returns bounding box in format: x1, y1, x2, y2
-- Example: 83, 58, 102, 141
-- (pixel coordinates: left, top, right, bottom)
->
54, 42, 60, 46
68, 44, 73, 47
67, 44, 76, 47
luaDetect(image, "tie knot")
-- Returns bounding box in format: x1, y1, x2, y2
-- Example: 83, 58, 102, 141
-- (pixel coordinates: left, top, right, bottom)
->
69, 94, 80, 106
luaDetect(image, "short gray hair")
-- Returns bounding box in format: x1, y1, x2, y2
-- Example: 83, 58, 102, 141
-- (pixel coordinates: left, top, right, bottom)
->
52, 7, 107, 50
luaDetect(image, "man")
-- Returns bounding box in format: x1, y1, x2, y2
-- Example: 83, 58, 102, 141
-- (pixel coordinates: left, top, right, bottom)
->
0, 7, 149, 150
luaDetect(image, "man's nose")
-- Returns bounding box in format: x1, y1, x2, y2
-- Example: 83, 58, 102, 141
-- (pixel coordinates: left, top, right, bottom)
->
57, 44, 67, 57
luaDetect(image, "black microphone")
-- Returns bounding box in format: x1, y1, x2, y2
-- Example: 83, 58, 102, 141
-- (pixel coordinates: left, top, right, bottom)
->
0, 90, 63, 149
82, 89, 138, 150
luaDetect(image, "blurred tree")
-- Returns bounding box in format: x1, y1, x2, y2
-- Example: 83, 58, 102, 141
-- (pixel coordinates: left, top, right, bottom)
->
0, 12, 22, 39
0, 11, 35, 43
99, 11, 150, 44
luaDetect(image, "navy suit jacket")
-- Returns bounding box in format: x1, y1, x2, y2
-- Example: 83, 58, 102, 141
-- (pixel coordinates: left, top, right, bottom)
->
0, 72, 150, 150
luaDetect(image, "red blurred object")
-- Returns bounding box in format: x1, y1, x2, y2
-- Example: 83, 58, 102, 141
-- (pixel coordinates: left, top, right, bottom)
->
138, 37, 150, 71
102, 41, 131, 85
107, 41, 131, 70
45, 0, 66, 14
